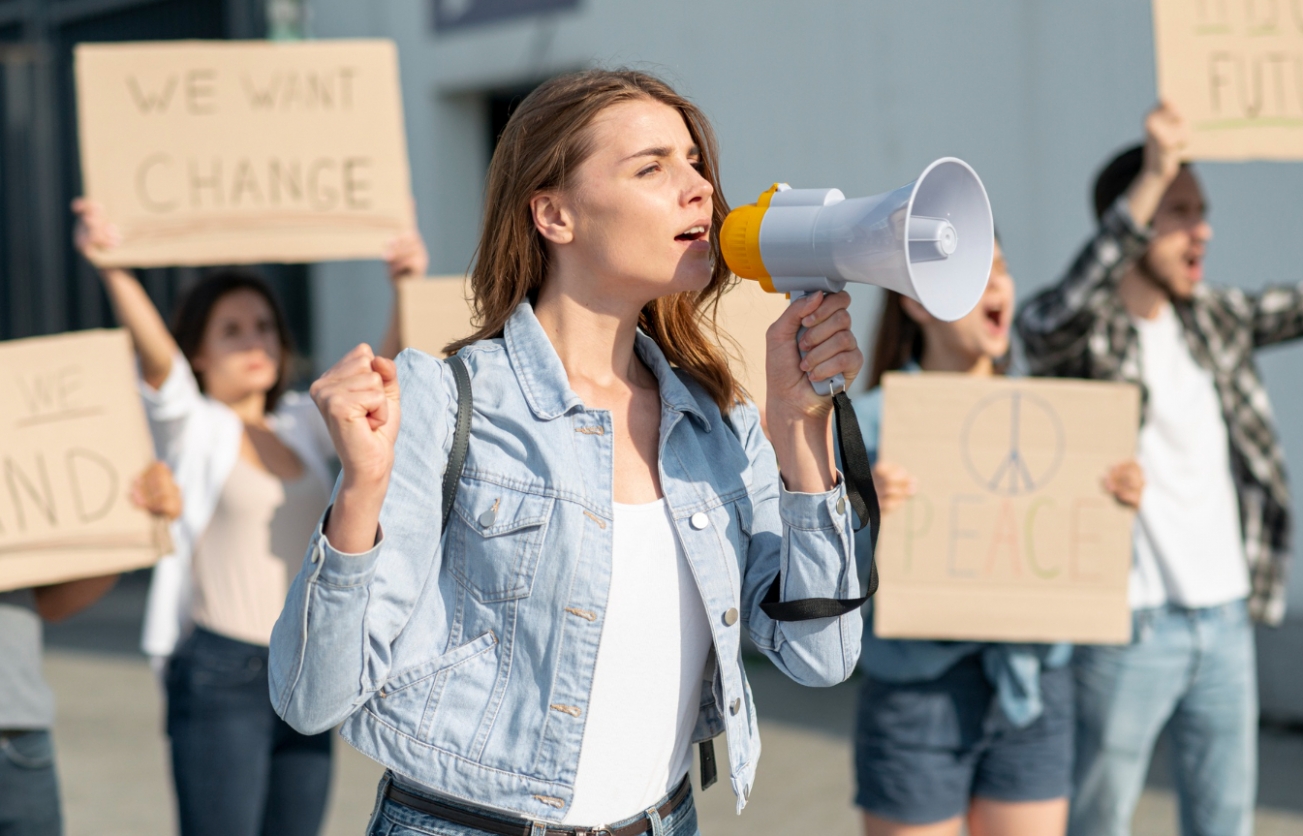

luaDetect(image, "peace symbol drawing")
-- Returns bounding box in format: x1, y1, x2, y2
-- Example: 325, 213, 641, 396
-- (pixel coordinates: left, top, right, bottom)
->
960, 390, 1065, 496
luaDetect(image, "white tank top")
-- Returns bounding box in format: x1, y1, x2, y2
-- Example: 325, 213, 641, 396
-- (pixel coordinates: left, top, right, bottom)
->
562, 499, 713, 825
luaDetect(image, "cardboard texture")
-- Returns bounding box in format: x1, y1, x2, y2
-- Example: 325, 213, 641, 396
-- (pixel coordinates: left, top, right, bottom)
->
711, 282, 791, 408
396, 277, 790, 407
0, 330, 170, 592
396, 276, 473, 358
873, 373, 1140, 644
75, 39, 414, 267
1153, 0, 1303, 160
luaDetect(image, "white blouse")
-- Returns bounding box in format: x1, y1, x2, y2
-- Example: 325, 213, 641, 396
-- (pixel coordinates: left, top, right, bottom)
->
139, 353, 335, 659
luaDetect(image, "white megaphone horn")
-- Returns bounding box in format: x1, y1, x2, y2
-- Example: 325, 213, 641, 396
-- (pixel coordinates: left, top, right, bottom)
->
721, 157, 994, 396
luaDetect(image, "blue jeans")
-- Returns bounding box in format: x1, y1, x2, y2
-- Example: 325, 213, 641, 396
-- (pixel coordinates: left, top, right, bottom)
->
167, 628, 333, 836
0, 730, 61, 836
368, 772, 701, 836
1069, 601, 1257, 836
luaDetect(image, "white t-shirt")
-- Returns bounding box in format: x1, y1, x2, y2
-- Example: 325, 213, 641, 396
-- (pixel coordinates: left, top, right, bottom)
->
1130, 303, 1249, 609
563, 499, 712, 825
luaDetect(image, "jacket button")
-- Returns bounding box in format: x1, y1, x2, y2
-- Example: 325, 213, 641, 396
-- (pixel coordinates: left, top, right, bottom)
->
723, 607, 739, 626
837, 496, 846, 515
478, 508, 497, 527
690, 512, 709, 530
730, 698, 741, 716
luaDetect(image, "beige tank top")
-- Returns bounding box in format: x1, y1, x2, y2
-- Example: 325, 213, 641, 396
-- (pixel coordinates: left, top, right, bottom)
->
190, 459, 329, 646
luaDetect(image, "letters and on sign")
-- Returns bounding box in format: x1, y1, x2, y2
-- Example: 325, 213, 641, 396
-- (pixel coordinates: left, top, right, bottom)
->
75, 39, 414, 267
0, 330, 170, 592
873, 374, 1140, 644
1153, 0, 1303, 159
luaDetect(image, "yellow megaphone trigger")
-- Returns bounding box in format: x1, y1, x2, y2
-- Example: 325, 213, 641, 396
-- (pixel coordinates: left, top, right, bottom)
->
720, 184, 781, 294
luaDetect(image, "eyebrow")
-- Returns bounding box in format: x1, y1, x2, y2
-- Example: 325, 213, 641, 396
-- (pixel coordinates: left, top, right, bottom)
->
621, 144, 700, 163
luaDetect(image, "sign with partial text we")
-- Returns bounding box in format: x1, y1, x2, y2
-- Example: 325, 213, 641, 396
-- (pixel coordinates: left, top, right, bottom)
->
0, 330, 170, 592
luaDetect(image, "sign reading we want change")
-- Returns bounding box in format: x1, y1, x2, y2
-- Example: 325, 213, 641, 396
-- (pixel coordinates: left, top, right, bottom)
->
873, 374, 1140, 644
1153, 0, 1303, 159
0, 331, 170, 592
75, 40, 413, 267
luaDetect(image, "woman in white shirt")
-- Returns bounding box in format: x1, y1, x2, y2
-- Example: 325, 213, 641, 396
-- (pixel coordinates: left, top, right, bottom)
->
73, 199, 426, 836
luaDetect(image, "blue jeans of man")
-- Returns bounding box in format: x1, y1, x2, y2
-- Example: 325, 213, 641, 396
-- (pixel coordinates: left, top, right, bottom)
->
0, 730, 61, 836
167, 628, 333, 836
1069, 600, 1257, 836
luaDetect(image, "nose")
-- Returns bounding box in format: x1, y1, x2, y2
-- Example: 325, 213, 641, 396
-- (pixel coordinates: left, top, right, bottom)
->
1193, 218, 1213, 243
681, 161, 713, 206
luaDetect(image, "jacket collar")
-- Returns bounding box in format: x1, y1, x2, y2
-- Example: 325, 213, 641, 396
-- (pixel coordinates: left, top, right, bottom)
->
503, 301, 712, 430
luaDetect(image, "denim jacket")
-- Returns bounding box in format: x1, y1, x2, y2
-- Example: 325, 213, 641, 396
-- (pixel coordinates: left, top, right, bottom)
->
269, 301, 862, 820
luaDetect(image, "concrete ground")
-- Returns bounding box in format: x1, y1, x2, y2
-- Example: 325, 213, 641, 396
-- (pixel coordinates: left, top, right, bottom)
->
42, 573, 1303, 836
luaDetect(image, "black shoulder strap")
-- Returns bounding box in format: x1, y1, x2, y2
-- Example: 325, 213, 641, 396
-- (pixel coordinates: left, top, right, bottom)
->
759, 391, 879, 621
441, 353, 473, 532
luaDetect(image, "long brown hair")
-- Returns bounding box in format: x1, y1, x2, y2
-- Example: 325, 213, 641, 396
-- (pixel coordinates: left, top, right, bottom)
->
444, 69, 741, 411
867, 292, 925, 390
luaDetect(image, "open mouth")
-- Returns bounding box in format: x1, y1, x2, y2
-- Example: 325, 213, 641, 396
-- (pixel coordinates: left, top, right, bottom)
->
983, 302, 1007, 334
675, 224, 709, 243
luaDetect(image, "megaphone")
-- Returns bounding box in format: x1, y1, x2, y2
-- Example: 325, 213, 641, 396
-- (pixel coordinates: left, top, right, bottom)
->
721, 157, 994, 395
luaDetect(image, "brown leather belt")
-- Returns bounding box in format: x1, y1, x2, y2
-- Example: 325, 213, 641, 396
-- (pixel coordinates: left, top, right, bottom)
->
384, 775, 692, 836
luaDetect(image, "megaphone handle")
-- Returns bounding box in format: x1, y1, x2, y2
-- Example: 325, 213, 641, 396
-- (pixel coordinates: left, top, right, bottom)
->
791, 290, 846, 397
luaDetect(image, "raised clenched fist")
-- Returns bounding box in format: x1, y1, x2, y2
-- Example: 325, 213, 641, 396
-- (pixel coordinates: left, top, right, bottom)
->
310, 344, 402, 493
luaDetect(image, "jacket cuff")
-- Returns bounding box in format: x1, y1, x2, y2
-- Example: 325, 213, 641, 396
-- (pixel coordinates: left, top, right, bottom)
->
307, 512, 384, 588
778, 473, 851, 534
1103, 195, 1155, 250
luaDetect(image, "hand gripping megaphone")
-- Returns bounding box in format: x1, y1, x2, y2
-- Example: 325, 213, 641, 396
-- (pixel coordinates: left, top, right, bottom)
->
721, 157, 994, 396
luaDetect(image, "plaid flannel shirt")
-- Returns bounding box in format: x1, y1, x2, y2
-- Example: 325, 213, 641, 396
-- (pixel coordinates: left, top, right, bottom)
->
1015, 197, 1303, 625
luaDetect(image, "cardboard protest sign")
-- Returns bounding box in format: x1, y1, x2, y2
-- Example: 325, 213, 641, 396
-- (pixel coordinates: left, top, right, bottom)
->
712, 281, 790, 408
0, 330, 171, 592
1153, 0, 1303, 160
75, 39, 414, 267
397, 277, 789, 406
397, 276, 473, 358
873, 374, 1140, 644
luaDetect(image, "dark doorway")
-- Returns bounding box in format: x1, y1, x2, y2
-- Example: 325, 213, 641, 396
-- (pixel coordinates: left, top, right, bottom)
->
487, 84, 541, 159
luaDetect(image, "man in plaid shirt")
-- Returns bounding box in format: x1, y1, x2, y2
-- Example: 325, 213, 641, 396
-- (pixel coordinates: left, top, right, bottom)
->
1017, 103, 1300, 836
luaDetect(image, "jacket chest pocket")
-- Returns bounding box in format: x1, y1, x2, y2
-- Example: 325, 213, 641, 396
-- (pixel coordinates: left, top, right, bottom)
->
448, 478, 554, 603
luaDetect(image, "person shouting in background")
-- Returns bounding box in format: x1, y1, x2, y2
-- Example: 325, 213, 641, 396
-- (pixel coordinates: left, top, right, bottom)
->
850, 239, 1143, 836
73, 199, 428, 836
0, 462, 182, 836
1018, 102, 1303, 836
270, 68, 865, 836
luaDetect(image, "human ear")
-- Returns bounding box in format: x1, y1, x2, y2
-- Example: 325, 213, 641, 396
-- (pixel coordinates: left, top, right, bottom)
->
530, 191, 575, 246
899, 296, 935, 326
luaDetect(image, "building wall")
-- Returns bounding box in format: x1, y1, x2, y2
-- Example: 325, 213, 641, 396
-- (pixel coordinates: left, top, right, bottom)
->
305, 0, 1303, 712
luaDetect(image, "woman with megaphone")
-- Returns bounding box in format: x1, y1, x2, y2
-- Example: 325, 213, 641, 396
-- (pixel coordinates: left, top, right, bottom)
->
270, 69, 866, 836
849, 241, 1144, 836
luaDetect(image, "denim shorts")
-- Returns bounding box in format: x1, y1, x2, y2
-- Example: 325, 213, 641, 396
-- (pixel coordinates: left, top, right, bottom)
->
854, 653, 1073, 824
369, 772, 700, 836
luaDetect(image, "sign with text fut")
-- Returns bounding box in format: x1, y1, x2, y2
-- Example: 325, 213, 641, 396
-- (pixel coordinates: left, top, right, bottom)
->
75, 40, 414, 267
873, 374, 1140, 645
1153, 0, 1303, 160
